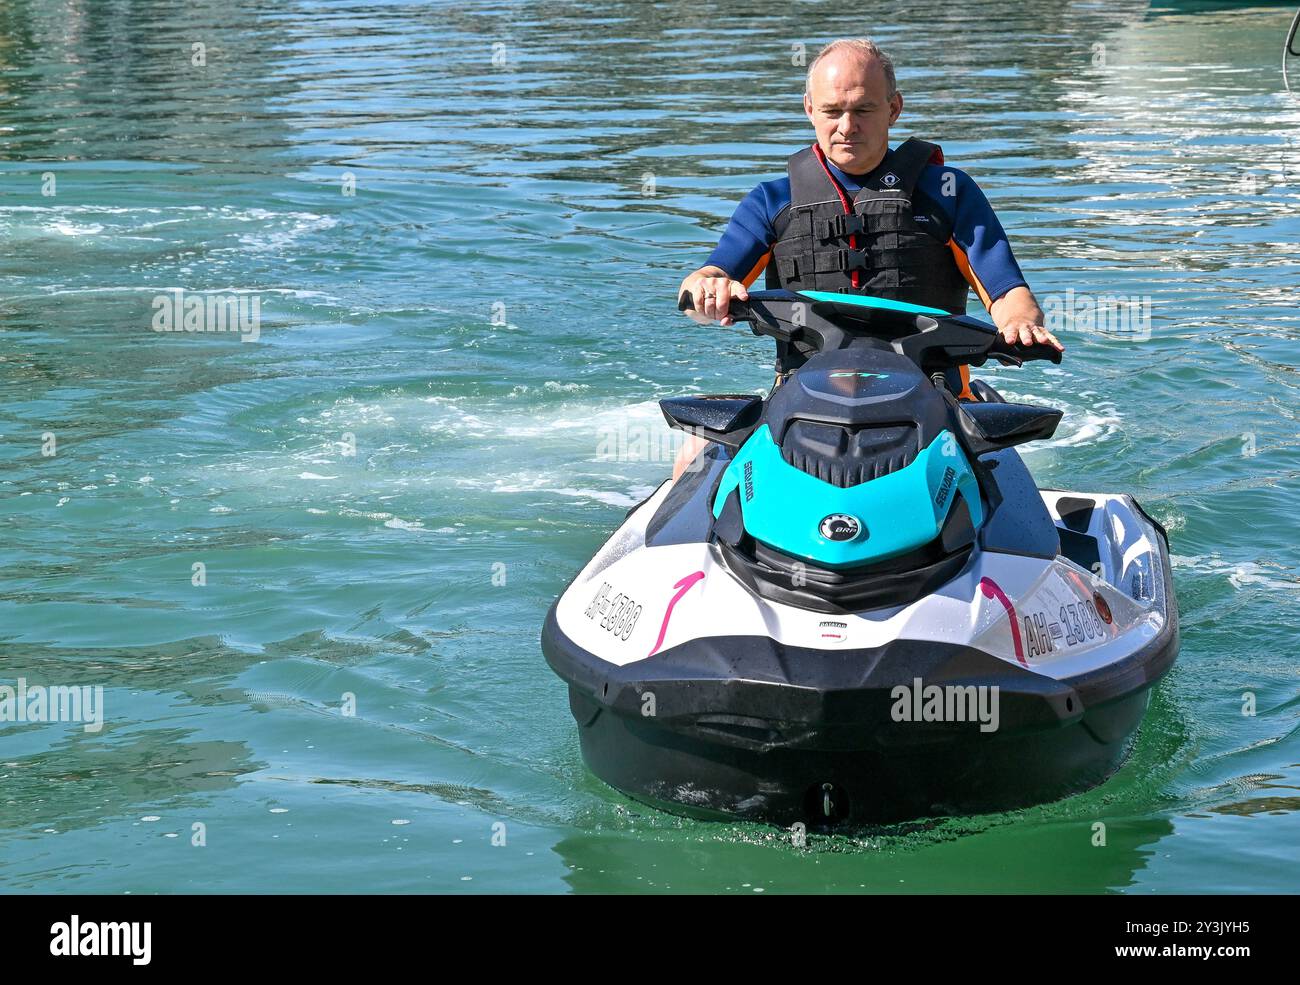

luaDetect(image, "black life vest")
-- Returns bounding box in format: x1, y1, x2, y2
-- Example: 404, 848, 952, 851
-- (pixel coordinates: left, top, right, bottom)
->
767, 138, 970, 315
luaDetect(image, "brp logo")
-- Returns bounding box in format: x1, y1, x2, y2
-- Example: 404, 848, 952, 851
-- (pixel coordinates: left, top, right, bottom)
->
819, 513, 862, 542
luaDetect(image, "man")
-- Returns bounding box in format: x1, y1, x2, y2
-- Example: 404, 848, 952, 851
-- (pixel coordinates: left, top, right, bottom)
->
672, 37, 1061, 480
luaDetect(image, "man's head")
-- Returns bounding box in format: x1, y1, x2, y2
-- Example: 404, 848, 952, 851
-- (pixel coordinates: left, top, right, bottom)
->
803, 38, 902, 175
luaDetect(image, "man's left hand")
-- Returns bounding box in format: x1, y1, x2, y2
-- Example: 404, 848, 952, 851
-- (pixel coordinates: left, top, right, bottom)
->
999, 318, 1063, 351
989, 286, 1064, 352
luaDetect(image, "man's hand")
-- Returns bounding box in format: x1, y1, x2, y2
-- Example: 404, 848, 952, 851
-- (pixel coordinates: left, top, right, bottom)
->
989, 286, 1063, 352
678, 266, 749, 326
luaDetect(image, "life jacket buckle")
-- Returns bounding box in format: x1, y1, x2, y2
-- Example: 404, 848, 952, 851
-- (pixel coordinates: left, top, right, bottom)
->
813, 213, 868, 241
829, 248, 870, 274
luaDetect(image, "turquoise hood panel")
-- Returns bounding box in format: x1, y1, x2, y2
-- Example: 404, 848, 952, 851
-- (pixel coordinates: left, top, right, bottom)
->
712, 425, 983, 568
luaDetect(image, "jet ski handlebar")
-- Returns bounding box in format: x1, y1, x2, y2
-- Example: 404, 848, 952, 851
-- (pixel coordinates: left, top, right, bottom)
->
678, 288, 1062, 371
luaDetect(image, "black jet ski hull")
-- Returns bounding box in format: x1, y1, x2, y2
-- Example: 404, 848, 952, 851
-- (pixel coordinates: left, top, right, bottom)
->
569, 682, 1149, 825
542, 587, 1178, 826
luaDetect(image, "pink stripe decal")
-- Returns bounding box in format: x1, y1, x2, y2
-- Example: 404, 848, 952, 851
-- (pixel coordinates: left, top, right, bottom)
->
647, 571, 705, 658
979, 576, 1027, 667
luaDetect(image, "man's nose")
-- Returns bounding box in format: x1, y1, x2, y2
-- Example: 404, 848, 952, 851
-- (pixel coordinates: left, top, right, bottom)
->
836, 113, 856, 133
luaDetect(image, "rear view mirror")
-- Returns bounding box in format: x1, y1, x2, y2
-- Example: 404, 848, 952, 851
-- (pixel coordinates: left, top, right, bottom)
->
659, 395, 763, 448
958, 401, 1062, 456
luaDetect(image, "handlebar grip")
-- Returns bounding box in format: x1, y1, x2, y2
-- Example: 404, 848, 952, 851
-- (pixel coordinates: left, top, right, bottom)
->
1018, 342, 1063, 365
990, 337, 1063, 365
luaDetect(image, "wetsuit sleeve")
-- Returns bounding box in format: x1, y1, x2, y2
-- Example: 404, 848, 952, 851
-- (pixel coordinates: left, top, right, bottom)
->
704, 182, 781, 287
944, 170, 1029, 310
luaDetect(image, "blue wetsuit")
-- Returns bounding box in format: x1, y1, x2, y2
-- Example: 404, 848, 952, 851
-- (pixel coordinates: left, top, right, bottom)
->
705, 147, 1028, 310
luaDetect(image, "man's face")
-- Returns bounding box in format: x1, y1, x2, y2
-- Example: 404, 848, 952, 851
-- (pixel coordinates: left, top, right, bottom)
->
803, 53, 902, 175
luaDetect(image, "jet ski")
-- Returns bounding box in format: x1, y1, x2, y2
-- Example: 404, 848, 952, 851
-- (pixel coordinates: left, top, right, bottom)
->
541, 289, 1178, 826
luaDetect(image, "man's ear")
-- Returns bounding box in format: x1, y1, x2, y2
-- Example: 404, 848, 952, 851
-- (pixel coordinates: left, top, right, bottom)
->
803, 91, 814, 124
888, 92, 903, 125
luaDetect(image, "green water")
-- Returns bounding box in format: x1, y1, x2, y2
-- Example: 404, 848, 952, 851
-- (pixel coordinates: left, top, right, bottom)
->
1, 0, 1297, 893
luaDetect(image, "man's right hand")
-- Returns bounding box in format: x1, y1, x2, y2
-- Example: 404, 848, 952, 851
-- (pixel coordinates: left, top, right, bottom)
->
678, 266, 749, 326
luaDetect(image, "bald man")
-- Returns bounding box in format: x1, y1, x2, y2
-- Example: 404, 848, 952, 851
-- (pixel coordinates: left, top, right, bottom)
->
673, 37, 1060, 480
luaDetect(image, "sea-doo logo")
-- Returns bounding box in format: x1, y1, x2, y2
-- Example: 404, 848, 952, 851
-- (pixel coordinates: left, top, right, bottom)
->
881, 172, 900, 188
934, 466, 957, 508
828, 372, 890, 380
819, 513, 861, 542
743, 460, 754, 502
818, 620, 848, 644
